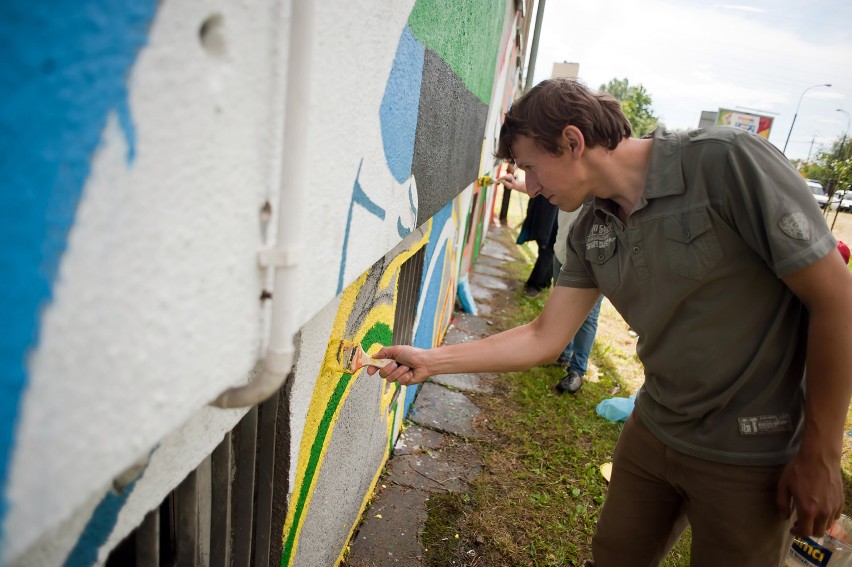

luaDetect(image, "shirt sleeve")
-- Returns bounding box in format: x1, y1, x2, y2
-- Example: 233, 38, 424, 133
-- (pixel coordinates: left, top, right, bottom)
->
723, 133, 836, 277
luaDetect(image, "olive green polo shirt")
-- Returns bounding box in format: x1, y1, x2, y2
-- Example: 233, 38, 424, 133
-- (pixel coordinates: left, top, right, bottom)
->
558, 126, 837, 465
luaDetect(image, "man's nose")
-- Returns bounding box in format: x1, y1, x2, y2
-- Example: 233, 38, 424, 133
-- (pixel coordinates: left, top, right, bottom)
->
525, 176, 539, 195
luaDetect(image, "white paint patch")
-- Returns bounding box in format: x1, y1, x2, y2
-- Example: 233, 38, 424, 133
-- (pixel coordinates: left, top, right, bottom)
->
294, 0, 417, 316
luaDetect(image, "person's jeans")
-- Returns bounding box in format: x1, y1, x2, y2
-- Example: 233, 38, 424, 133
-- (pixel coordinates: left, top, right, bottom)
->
560, 296, 602, 375
553, 256, 602, 375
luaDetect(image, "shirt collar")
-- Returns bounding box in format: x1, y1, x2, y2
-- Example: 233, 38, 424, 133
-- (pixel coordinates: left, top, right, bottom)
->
591, 124, 685, 219
642, 125, 685, 199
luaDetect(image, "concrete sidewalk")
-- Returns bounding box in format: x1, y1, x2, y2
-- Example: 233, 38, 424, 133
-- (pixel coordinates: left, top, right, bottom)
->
344, 223, 522, 566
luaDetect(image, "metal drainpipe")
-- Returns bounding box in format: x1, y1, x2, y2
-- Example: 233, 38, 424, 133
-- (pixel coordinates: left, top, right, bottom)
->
211, 0, 313, 408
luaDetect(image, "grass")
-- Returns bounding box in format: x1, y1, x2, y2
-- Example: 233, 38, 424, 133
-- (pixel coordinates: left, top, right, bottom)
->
420, 255, 692, 566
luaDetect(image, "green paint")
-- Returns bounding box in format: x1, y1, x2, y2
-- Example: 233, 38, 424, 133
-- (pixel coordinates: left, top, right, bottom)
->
472, 190, 488, 264
408, 0, 505, 104
280, 322, 393, 566
388, 385, 400, 457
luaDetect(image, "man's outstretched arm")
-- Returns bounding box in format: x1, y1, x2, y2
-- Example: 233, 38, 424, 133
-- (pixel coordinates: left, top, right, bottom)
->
367, 286, 601, 385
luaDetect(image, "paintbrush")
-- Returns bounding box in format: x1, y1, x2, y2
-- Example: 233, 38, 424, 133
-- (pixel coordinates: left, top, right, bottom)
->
336, 341, 394, 374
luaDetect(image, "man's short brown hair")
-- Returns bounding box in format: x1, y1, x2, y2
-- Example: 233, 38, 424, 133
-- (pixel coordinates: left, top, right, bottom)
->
496, 78, 631, 161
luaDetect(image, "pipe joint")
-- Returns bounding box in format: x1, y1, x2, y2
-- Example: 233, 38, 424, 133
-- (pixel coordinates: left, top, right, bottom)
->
210, 345, 295, 409
258, 245, 300, 268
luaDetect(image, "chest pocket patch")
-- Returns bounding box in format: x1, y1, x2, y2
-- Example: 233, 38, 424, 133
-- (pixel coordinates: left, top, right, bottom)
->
585, 234, 620, 292
663, 208, 722, 280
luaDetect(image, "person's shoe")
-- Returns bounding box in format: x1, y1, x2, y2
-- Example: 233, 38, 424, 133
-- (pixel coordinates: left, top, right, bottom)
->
523, 285, 541, 297
556, 370, 583, 394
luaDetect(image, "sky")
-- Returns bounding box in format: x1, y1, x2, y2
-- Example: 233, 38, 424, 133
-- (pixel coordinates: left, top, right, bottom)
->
529, 0, 852, 161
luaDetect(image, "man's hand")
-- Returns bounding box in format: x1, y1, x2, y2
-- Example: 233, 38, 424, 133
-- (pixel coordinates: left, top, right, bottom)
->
365, 345, 431, 385
776, 450, 844, 537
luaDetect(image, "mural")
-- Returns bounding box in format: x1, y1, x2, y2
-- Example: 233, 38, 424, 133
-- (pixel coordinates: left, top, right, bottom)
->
280, 3, 518, 562
0, 0, 526, 564
283, 230, 428, 566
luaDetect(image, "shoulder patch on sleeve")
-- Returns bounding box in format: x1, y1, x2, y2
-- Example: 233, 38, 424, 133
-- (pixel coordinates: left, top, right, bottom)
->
778, 212, 810, 240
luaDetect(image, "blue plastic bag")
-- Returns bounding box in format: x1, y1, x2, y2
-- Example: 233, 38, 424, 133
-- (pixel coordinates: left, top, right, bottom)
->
457, 276, 478, 315
596, 394, 636, 422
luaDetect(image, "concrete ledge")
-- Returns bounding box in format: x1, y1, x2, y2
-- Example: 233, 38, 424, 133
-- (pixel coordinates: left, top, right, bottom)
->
430, 373, 493, 394
409, 383, 480, 438
387, 448, 482, 493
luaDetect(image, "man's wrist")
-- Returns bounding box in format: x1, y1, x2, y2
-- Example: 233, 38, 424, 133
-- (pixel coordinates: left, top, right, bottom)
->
797, 433, 842, 462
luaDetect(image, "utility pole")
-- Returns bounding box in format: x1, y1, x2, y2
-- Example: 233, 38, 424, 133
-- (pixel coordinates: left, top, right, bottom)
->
806, 136, 816, 163
524, 0, 546, 92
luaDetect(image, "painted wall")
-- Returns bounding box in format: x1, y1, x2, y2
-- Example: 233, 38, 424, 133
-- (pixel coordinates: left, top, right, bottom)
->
0, 0, 526, 564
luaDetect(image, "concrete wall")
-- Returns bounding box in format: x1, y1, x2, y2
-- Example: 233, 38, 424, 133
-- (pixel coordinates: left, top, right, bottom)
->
0, 0, 526, 564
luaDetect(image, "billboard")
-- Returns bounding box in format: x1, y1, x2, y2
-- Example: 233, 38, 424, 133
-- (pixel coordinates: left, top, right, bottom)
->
716, 108, 774, 139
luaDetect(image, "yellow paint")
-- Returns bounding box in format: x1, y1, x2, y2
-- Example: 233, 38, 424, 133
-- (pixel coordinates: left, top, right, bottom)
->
282, 231, 429, 566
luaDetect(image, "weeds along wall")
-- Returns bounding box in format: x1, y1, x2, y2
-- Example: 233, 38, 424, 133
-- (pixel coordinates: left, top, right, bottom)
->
0, 0, 528, 564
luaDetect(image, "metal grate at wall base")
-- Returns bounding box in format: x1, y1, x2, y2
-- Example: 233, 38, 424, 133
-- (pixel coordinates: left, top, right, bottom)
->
105, 389, 288, 567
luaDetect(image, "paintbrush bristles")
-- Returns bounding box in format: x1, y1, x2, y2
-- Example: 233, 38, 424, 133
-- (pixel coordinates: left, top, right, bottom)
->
336, 341, 392, 373
337, 341, 369, 373
336, 342, 358, 371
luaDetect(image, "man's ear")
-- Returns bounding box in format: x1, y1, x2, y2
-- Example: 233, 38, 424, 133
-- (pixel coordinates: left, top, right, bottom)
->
561, 125, 585, 158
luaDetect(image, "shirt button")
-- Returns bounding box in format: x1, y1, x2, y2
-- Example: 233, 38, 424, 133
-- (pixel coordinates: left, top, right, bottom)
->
632, 246, 640, 254
598, 255, 604, 261
684, 231, 691, 238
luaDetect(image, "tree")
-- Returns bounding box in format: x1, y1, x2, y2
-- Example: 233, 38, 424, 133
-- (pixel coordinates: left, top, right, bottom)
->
799, 136, 852, 196
599, 78, 659, 137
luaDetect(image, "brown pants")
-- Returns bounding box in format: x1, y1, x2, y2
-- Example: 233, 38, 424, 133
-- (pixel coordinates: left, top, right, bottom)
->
593, 412, 794, 566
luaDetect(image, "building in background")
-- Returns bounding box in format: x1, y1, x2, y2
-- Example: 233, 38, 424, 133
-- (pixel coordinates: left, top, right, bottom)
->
699, 108, 775, 139
0, 1, 534, 565
551, 61, 580, 79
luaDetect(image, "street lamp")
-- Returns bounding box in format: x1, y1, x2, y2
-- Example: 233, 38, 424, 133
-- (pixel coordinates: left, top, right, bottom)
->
836, 108, 850, 157
783, 83, 832, 155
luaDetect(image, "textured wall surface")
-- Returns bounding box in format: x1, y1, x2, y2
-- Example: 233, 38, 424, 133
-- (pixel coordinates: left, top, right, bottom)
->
1, 1, 282, 562
0, 0, 523, 564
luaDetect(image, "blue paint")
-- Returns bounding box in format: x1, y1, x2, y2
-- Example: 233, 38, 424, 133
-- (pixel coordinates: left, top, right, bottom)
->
0, 0, 156, 547
62, 448, 153, 567
413, 201, 453, 349
405, 201, 453, 416
396, 218, 411, 239
396, 182, 418, 239
379, 27, 425, 184
337, 161, 387, 294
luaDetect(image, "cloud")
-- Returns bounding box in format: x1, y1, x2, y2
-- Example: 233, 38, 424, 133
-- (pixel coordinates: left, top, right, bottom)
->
713, 4, 767, 14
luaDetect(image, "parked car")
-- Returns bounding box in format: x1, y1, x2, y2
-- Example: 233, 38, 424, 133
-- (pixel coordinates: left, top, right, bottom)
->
807, 179, 828, 208
834, 189, 852, 212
